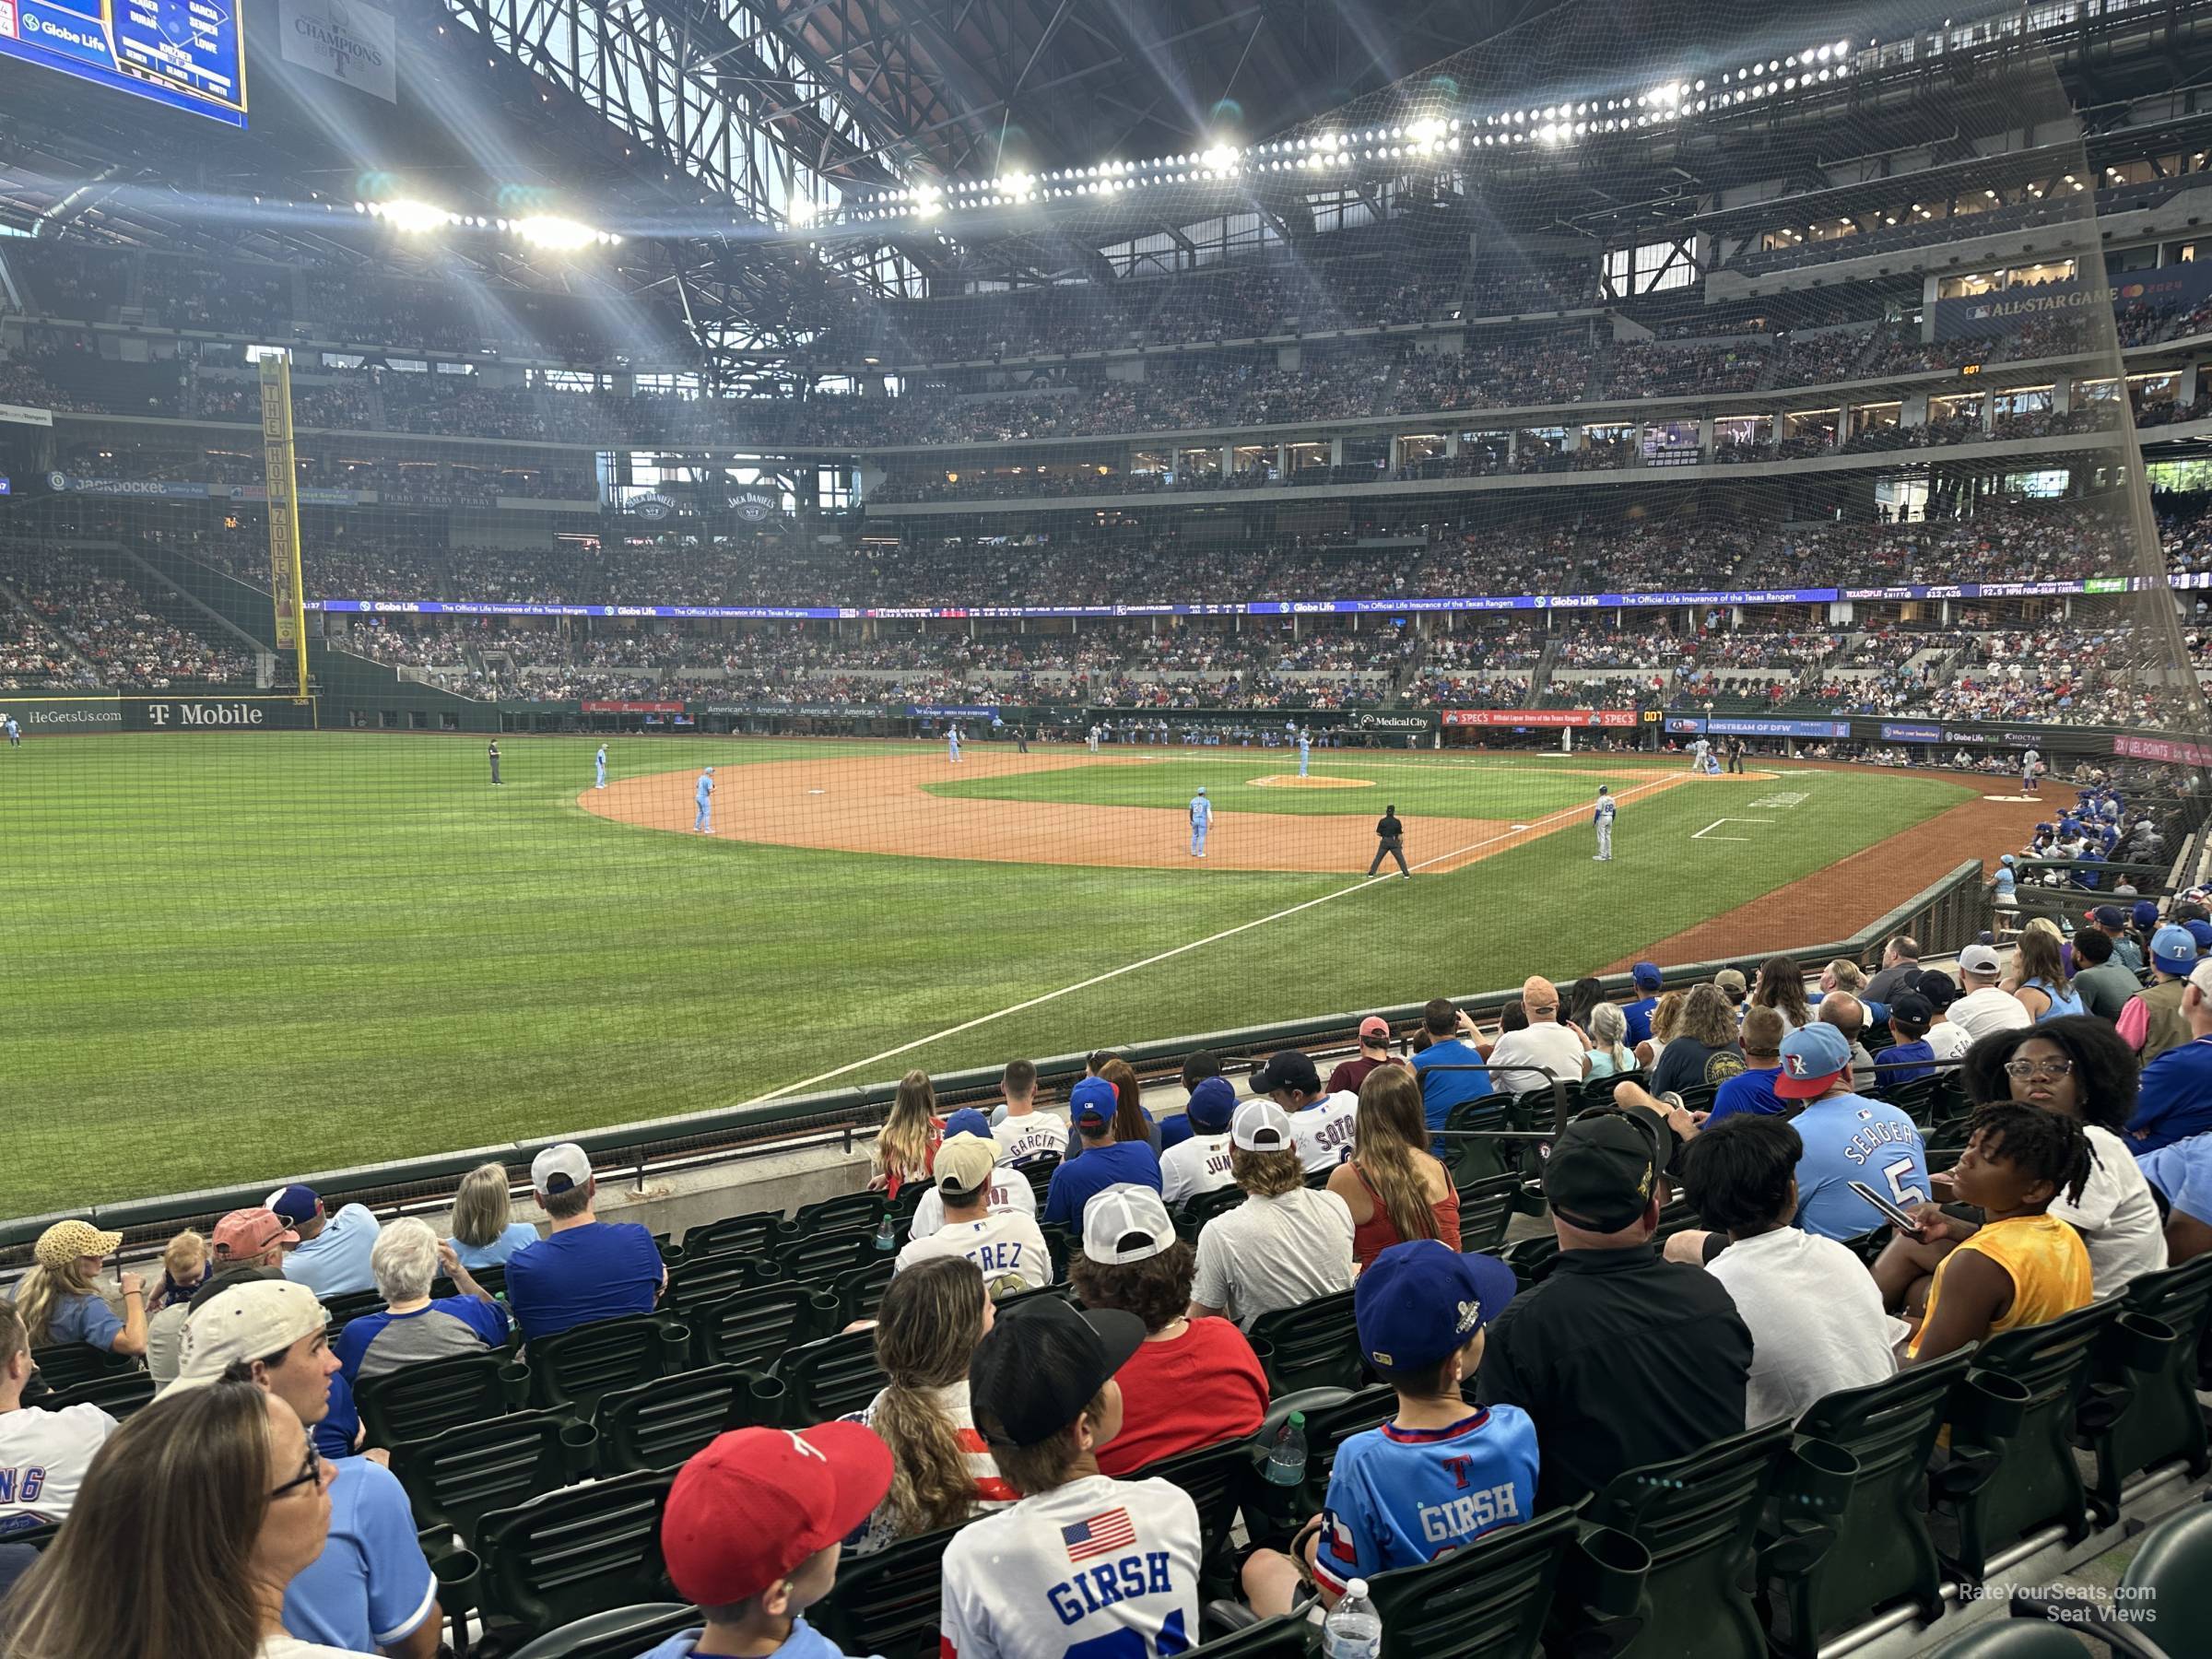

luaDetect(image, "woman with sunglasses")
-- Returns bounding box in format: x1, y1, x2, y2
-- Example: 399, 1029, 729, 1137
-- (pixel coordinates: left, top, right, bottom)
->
1936, 1019, 2163, 1299
0, 1379, 351, 1659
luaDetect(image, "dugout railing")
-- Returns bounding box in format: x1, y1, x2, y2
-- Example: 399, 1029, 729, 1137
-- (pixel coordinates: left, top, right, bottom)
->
0, 856, 1998, 1265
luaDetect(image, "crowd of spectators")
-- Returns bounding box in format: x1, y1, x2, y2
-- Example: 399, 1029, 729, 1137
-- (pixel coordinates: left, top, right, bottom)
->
0, 547, 253, 687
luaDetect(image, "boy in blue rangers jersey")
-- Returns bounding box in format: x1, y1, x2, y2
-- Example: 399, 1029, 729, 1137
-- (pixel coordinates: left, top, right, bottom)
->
941, 1296, 1202, 1659
1241, 1241, 1535, 1617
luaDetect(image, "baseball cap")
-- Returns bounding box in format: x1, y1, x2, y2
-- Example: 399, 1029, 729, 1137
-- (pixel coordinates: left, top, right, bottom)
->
1957, 944, 2002, 977
969, 1295, 1146, 1449
1356, 1241, 1518, 1373
1999, 853, 2017, 866
1251, 1050, 1322, 1097
1082, 1187, 1176, 1265
2154, 924, 2202, 975
531, 1143, 594, 1195
262, 1185, 322, 1227
662, 1425, 893, 1606
1069, 1076, 1119, 1130
1713, 968, 1747, 999
32, 1219, 123, 1272
2186, 921, 2212, 954
2092, 906, 2124, 929
163, 1280, 327, 1394
210, 1207, 298, 1262
1915, 970, 1959, 1011
1543, 1106, 1675, 1234
1776, 1023, 1854, 1100
1185, 1076, 1238, 1134
2192, 961, 2212, 999
2134, 900, 2161, 932
1631, 961, 1665, 992
1888, 992, 1934, 1028
1230, 1100, 1294, 1152
933, 1134, 1000, 1201
941, 1107, 994, 1141
1359, 1016, 1391, 1044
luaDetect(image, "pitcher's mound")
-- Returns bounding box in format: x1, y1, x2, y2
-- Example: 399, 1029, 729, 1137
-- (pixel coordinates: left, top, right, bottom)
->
1248, 774, 1374, 789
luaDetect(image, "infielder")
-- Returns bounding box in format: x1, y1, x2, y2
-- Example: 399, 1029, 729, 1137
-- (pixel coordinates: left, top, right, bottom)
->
594, 744, 607, 790
1593, 785, 1616, 862
2022, 747, 2041, 794
947, 725, 961, 764
1189, 786, 1211, 858
1298, 729, 1312, 778
694, 766, 715, 833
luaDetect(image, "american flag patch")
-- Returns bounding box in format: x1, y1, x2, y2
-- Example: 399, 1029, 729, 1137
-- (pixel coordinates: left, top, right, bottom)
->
1062, 1508, 1137, 1562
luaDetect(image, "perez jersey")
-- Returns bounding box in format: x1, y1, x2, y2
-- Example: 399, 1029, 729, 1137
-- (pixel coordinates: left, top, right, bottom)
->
1312, 1407, 1540, 1594
941, 1473, 1201, 1659
896, 1210, 1053, 1295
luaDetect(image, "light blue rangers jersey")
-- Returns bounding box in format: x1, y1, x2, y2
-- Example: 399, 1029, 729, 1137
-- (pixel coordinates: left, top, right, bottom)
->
696, 772, 714, 803
1792, 1093, 1929, 1241
1190, 794, 1212, 827
1313, 1406, 1541, 1594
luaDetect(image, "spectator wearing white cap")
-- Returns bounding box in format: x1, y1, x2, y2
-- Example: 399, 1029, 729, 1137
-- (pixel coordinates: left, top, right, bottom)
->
1187, 1102, 1355, 1329
0, 1299, 115, 1531
501, 1143, 666, 1342
907, 1110, 1039, 1241
895, 1135, 1052, 1296
263, 1185, 382, 1300
167, 1279, 441, 1659
11, 1219, 144, 1357
1159, 1077, 1239, 1206
1947, 945, 2034, 1044
1070, 1187, 1268, 1476
1252, 1050, 1359, 1173
2128, 959, 2212, 1154
1483, 976, 1591, 1092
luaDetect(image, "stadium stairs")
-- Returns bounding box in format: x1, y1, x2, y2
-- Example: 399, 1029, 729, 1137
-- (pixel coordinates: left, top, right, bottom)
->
0, 573, 98, 681
1524, 640, 1560, 707
118, 548, 272, 671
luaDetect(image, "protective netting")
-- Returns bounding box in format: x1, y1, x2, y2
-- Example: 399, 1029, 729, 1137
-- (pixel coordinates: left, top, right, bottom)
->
0, 13, 2207, 1219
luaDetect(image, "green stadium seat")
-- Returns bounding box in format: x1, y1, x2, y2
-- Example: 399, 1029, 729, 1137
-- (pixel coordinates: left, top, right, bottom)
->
1361, 1504, 1581, 1659
775, 1229, 882, 1286
526, 1313, 690, 1419
1922, 1625, 2094, 1657
471, 1468, 676, 1633
691, 1283, 837, 1372
48, 1368, 154, 1421
595, 1363, 759, 1474
2073, 1307, 2194, 1524
1501, 1234, 1559, 1291
775, 1327, 888, 1420
1439, 1095, 1520, 1190
1040, 1222, 1076, 1283
662, 1250, 781, 1318
677, 1209, 782, 1261
1457, 1176, 1522, 1252
832, 1256, 898, 1324
1248, 1288, 1362, 1394
1176, 1183, 1247, 1240
1585, 1418, 1794, 1659
357, 1350, 528, 1451
792, 1192, 888, 1236
29, 1343, 130, 1391
2094, 1257, 2212, 1518
1191, 1613, 1316, 1657
2094, 1498, 2212, 1652
812, 1522, 965, 1659
1768, 1351, 1971, 1658
389, 1409, 587, 1550
1651, 1196, 1703, 1249
1014, 1152, 1061, 1206
1938, 1302, 2117, 1583
1887, 1077, 1937, 1125
319, 1288, 386, 1331
1134, 1438, 1253, 1600
507, 1603, 699, 1659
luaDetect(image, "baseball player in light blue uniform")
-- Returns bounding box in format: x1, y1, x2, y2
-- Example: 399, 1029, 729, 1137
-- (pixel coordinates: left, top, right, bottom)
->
694, 767, 715, 833
594, 745, 607, 790
947, 725, 962, 764
1189, 787, 1211, 858
4, 715, 17, 747
1298, 730, 1312, 777
1593, 785, 1616, 862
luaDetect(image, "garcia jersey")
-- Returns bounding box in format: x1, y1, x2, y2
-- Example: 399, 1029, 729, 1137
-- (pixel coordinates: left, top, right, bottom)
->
940, 1473, 1201, 1659
1312, 1407, 1540, 1595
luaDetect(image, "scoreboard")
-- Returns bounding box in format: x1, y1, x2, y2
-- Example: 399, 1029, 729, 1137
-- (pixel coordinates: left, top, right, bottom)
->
0, 0, 246, 127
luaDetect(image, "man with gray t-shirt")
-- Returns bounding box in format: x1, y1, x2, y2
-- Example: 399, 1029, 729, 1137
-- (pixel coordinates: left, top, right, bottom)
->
1187, 1101, 1355, 1328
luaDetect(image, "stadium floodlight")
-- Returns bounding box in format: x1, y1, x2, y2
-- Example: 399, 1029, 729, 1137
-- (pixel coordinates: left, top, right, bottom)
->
510, 215, 608, 250
370, 199, 458, 233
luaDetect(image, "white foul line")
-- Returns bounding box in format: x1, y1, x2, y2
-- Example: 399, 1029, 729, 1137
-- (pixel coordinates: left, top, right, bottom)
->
737, 772, 1687, 1107
1690, 817, 1774, 842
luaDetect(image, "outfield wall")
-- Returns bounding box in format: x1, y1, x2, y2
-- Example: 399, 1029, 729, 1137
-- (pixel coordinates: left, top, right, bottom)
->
1, 694, 319, 732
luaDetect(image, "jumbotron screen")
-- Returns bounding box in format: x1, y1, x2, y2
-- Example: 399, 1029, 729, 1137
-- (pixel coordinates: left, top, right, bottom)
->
0, 0, 246, 127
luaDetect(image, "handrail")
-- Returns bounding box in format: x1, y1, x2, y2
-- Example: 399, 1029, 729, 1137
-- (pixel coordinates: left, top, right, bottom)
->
0, 860, 1993, 1257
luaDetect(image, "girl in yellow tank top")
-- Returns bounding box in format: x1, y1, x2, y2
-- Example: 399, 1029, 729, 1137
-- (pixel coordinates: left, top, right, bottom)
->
1910, 1102, 2095, 1362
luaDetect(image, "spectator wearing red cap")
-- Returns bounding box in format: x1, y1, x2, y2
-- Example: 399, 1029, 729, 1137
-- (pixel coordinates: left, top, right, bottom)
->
645, 1422, 896, 1659
1070, 1188, 1268, 1476
1324, 1019, 1395, 1096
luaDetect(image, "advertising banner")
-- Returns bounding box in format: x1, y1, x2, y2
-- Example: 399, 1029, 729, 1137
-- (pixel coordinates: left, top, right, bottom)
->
127, 698, 317, 732
2114, 734, 2212, 766
1666, 716, 1851, 737
279, 0, 397, 101
0, 695, 124, 731
582, 700, 685, 714
1879, 723, 2044, 747
1343, 711, 1440, 734
701, 702, 892, 718
1933, 262, 2212, 342
1444, 710, 1641, 728
907, 704, 1002, 719
0, 402, 53, 428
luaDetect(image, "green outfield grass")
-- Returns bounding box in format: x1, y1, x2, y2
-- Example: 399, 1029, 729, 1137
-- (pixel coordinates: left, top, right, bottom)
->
1, 733, 1974, 1214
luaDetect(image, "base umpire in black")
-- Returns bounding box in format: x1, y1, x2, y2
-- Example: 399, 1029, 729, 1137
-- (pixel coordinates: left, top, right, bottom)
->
1369, 804, 1411, 878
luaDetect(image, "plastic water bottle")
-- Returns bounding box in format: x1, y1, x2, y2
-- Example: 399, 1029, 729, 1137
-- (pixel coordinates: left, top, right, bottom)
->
1323, 1580, 1382, 1659
874, 1213, 897, 1253
1263, 1411, 1307, 1487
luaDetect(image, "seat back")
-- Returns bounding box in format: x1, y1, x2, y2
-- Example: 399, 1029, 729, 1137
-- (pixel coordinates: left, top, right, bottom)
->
48, 1369, 155, 1421
357, 1351, 519, 1450
507, 1603, 700, 1659
596, 1365, 759, 1474
833, 1257, 899, 1325
321, 1288, 386, 1331
28, 1343, 124, 1390
1456, 1177, 1521, 1252
1015, 1152, 1061, 1206
1187, 1614, 1315, 1659
2117, 1500, 2212, 1648
693, 1284, 834, 1373
812, 1522, 963, 1659
777, 1328, 888, 1421
1135, 1438, 1250, 1599
792, 1192, 888, 1235
389, 1410, 577, 1549
1248, 1289, 1362, 1394
662, 1251, 778, 1318
1364, 1505, 1580, 1659
1773, 1352, 1971, 1658
679, 1210, 782, 1261
476, 1468, 675, 1631
528, 1314, 680, 1418
776, 1230, 881, 1287
1175, 1184, 1246, 1240
1439, 1096, 1519, 1189
1587, 1419, 1793, 1659
1923, 1625, 2101, 1656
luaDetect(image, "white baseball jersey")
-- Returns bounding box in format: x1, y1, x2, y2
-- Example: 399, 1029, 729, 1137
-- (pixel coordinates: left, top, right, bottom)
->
995, 1112, 1071, 1166
909, 1170, 1039, 1240
941, 1473, 1202, 1659
896, 1210, 1053, 1294
1286, 1091, 1360, 1173
0, 1402, 116, 1531
1159, 1131, 1235, 1206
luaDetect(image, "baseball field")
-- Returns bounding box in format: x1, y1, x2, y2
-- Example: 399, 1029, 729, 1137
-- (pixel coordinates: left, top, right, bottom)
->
2, 732, 2021, 1214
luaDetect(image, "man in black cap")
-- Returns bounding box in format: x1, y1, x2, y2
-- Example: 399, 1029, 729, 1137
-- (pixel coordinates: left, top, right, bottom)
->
943, 1297, 1203, 1659
1476, 1104, 1752, 1512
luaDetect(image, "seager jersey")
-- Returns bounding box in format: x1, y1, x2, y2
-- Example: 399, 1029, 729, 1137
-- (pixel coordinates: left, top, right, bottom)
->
940, 1473, 1201, 1659
1313, 1406, 1540, 1594
1792, 1093, 1930, 1241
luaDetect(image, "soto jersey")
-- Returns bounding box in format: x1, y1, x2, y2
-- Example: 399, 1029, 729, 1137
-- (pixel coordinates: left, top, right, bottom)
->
1312, 1407, 1540, 1595
940, 1473, 1201, 1659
